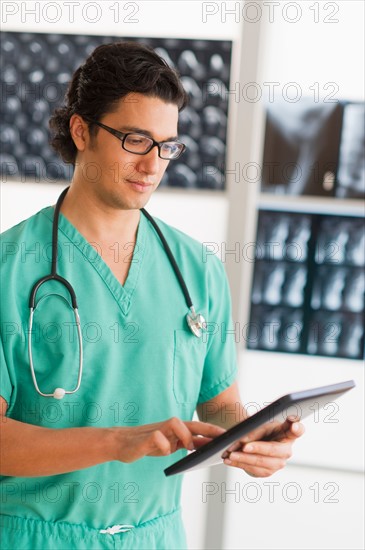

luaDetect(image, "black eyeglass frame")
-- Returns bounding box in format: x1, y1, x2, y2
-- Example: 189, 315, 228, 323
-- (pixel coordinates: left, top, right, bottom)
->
87, 119, 186, 160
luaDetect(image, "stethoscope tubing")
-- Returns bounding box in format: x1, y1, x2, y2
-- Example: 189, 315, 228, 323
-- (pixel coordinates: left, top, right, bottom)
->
27, 186, 205, 399
28, 306, 83, 398
140, 208, 193, 310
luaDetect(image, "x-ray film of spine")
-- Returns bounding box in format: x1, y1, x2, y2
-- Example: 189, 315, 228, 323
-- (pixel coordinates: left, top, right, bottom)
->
314, 217, 365, 266
255, 211, 311, 262
261, 99, 365, 199
307, 311, 364, 359
248, 211, 365, 360
336, 103, 365, 198
0, 32, 232, 190
248, 304, 304, 353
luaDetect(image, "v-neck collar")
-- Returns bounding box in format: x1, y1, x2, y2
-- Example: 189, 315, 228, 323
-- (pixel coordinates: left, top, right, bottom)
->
42, 206, 147, 315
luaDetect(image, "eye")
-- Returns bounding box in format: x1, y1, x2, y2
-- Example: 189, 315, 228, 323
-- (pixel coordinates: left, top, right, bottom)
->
126, 136, 146, 145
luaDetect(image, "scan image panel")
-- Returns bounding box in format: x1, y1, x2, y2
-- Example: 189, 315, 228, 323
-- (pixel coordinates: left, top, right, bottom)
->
0, 32, 232, 190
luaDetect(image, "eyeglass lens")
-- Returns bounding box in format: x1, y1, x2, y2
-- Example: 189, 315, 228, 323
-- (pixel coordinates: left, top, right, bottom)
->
124, 134, 183, 159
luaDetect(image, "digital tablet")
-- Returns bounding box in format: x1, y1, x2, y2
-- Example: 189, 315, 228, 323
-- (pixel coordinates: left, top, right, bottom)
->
164, 380, 355, 476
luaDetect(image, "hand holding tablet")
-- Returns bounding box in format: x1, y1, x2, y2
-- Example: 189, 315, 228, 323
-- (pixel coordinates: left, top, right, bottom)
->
164, 380, 355, 476
221, 414, 305, 476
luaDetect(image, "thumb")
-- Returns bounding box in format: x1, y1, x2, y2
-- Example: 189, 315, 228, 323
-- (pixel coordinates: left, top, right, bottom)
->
275, 416, 305, 442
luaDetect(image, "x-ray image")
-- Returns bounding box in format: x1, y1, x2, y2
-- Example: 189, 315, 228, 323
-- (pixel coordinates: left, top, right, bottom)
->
336, 103, 365, 198
248, 305, 303, 353
261, 98, 343, 196
307, 311, 343, 357
0, 32, 231, 189
249, 210, 365, 359
311, 267, 347, 311
260, 309, 282, 350
311, 266, 365, 313
252, 262, 307, 308
315, 217, 351, 265
307, 311, 364, 359
346, 219, 365, 266
281, 311, 303, 353
285, 216, 311, 262
342, 269, 365, 313
248, 306, 282, 351
315, 217, 365, 266
281, 265, 307, 307
256, 214, 290, 261
256, 212, 310, 262
251, 262, 286, 305
337, 314, 364, 358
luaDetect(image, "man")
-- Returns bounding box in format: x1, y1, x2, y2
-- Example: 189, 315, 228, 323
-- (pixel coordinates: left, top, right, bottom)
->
0, 42, 304, 549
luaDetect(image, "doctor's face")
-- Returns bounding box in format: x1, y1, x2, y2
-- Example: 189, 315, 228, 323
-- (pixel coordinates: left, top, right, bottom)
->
72, 93, 180, 210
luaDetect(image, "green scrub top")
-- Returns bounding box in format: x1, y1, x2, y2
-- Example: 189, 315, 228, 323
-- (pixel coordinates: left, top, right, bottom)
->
0, 205, 238, 548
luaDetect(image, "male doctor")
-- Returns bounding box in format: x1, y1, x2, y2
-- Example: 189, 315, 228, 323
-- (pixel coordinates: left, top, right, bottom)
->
0, 41, 304, 549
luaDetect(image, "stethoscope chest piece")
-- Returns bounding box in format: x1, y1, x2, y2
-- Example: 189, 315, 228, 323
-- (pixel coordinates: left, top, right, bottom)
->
186, 307, 207, 338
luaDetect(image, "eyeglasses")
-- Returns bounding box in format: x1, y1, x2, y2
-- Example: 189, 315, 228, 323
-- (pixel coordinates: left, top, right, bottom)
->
87, 120, 186, 160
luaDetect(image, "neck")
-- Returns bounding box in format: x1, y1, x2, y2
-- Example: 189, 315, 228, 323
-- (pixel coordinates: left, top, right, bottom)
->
58, 185, 141, 245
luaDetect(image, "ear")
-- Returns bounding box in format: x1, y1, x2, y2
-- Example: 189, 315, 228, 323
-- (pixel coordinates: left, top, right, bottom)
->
69, 114, 90, 152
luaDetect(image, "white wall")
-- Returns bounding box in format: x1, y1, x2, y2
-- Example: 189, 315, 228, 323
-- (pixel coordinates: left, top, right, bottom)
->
1, 1, 364, 549
222, 463, 364, 550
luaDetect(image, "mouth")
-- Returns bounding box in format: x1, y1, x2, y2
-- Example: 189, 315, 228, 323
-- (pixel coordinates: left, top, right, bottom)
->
126, 180, 154, 193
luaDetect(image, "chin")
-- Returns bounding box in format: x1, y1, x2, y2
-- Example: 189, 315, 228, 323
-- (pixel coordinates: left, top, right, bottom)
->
105, 187, 152, 211
129, 189, 155, 209
125, 194, 153, 211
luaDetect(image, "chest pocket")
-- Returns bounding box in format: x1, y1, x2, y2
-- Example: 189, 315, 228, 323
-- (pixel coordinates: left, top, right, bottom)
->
173, 329, 207, 405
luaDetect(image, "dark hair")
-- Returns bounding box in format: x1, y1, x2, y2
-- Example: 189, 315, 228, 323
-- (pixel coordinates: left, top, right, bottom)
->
49, 41, 188, 165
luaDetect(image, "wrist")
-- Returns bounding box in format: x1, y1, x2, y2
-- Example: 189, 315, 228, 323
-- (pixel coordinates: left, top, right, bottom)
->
102, 427, 123, 462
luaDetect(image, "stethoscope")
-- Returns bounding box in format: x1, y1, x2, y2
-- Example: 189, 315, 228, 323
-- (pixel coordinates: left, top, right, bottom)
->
28, 186, 207, 399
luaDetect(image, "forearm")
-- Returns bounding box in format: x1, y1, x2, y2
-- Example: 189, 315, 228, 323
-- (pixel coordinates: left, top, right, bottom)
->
0, 417, 117, 477
197, 383, 250, 430
198, 401, 248, 430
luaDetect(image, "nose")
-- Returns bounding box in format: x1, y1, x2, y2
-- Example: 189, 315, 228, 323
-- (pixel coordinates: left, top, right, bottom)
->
135, 144, 164, 175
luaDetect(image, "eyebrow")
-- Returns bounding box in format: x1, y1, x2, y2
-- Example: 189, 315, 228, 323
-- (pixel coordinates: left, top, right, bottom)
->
117, 125, 179, 141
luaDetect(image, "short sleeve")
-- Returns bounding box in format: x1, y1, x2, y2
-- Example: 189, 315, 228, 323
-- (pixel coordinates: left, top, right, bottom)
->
197, 254, 238, 404
0, 330, 13, 407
